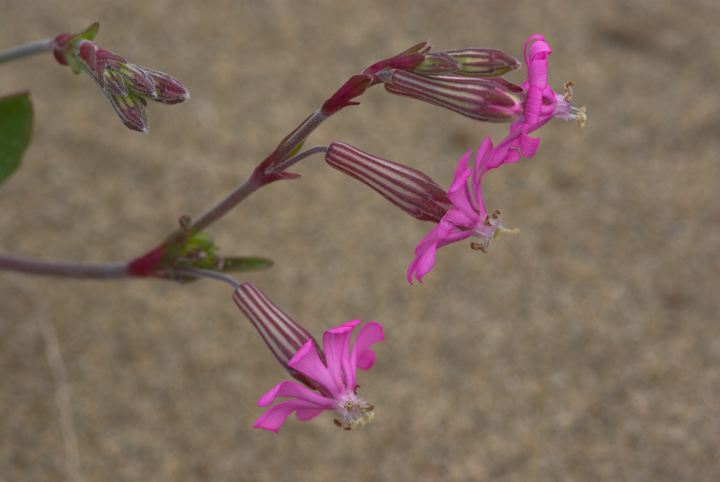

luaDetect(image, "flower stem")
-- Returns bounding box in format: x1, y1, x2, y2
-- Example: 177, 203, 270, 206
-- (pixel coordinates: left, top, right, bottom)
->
269, 145, 328, 174
272, 109, 328, 167
189, 175, 260, 234
189, 146, 327, 233
0, 253, 130, 278
0, 39, 53, 65
171, 268, 240, 287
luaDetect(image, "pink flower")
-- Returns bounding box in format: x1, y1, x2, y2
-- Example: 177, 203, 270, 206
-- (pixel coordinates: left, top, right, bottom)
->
253, 319, 384, 433
407, 137, 518, 284
488, 35, 586, 165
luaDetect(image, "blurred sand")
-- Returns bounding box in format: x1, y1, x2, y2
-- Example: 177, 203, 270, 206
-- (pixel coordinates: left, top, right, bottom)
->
2, 1, 720, 481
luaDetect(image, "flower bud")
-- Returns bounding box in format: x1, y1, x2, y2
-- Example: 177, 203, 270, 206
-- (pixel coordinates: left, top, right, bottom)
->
51, 22, 189, 132
326, 142, 453, 223
441, 48, 521, 77
380, 70, 523, 122
233, 283, 328, 394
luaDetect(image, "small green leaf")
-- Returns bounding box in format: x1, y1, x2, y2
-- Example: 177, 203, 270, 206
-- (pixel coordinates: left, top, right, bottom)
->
0, 91, 32, 186
222, 256, 274, 272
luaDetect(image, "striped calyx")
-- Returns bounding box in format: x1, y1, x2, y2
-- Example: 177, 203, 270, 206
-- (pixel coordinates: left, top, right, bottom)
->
325, 142, 453, 223
380, 70, 523, 123
233, 283, 328, 394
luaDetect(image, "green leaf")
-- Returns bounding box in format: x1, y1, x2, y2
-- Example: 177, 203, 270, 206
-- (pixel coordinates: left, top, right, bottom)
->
222, 256, 274, 272
0, 91, 32, 186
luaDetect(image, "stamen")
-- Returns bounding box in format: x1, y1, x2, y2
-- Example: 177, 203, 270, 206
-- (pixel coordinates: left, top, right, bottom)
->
334, 419, 342, 427
574, 105, 587, 128
471, 242, 487, 252
359, 404, 375, 413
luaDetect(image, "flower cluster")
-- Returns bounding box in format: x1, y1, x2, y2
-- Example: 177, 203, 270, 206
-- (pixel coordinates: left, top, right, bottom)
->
407, 35, 585, 282
51, 22, 189, 132
323, 34, 585, 284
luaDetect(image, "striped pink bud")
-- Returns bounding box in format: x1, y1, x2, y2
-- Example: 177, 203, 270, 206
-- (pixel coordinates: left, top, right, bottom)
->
232, 283, 328, 394
380, 70, 523, 122
325, 142, 453, 223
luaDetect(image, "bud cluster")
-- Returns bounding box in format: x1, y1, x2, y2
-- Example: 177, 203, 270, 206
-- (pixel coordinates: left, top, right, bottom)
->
51, 22, 189, 132
366, 42, 524, 122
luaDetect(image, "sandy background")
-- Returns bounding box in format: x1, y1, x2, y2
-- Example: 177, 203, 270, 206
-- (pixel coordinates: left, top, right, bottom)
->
2, 0, 720, 481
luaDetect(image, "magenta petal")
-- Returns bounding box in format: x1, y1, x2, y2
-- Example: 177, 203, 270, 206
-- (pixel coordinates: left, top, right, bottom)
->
447, 175, 477, 222
453, 151, 473, 180
524, 85, 543, 125
437, 230, 474, 249
322, 322, 355, 386
356, 349, 376, 371
296, 408, 324, 422
288, 341, 340, 398
473, 137, 494, 175
520, 130, 541, 158
527, 38, 552, 63
253, 399, 330, 433
348, 322, 384, 386
413, 226, 441, 256
441, 209, 475, 232
257, 380, 334, 408
407, 239, 439, 284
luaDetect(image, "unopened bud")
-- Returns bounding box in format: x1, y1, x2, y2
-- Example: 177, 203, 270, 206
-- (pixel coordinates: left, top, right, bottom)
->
380, 70, 523, 122
441, 48, 521, 77
326, 142, 453, 223
232, 283, 328, 394
393, 52, 460, 75
51, 22, 189, 132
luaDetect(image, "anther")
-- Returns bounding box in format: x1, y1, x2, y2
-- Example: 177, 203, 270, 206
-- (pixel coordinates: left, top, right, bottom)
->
470, 242, 487, 253
354, 384, 360, 395
334, 419, 342, 427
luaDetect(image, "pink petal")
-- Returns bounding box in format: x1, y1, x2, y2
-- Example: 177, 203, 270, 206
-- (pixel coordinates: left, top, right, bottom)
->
322, 321, 357, 387
439, 210, 475, 235
257, 380, 334, 408
453, 150, 473, 180
253, 399, 330, 433
524, 85, 543, 125
356, 349, 376, 371
288, 340, 341, 398
347, 322, 384, 389
436, 229, 474, 248
413, 226, 441, 256
447, 175, 478, 222
296, 408, 324, 422
407, 239, 439, 284
519, 130, 541, 158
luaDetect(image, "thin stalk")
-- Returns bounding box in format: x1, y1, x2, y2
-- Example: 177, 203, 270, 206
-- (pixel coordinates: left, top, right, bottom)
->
0, 253, 130, 279
272, 109, 329, 166
268, 145, 328, 174
189, 174, 260, 233
172, 268, 240, 287
0, 39, 53, 65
